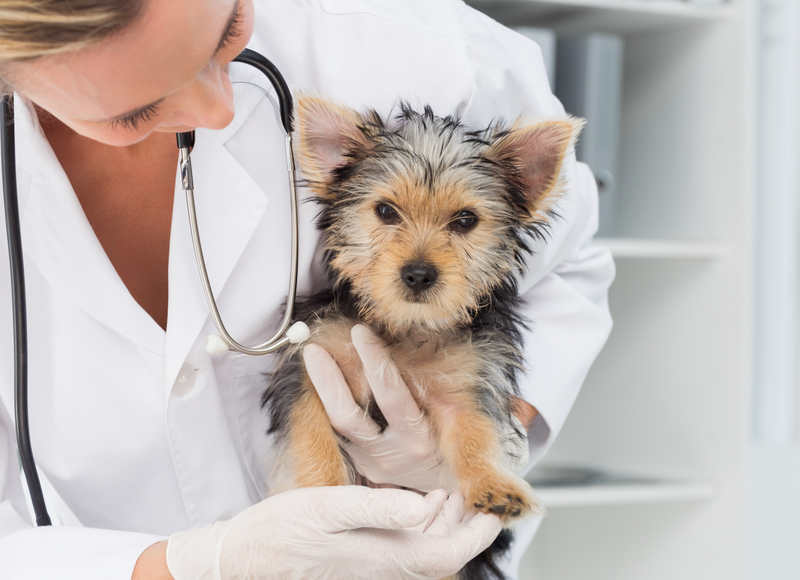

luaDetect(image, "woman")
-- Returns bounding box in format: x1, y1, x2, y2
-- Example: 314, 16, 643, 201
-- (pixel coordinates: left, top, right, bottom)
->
0, 1, 614, 578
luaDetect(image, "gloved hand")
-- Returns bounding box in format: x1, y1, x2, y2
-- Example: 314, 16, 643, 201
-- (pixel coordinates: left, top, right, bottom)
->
303, 324, 529, 493
166, 486, 501, 580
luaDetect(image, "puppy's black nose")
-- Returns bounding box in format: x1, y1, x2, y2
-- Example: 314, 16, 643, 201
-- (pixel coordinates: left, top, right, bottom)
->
401, 263, 438, 294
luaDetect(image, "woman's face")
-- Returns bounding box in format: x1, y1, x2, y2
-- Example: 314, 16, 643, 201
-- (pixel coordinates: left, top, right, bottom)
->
8, 0, 254, 147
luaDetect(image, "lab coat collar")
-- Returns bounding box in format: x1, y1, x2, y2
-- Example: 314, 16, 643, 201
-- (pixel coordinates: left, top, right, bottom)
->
17, 96, 168, 355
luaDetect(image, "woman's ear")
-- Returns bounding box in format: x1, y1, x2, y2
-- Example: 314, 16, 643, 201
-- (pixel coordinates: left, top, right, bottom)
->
295, 94, 372, 187
486, 117, 584, 213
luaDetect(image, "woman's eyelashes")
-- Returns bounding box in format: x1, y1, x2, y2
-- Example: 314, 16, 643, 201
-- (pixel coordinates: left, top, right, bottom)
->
216, 3, 243, 53
110, 102, 162, 131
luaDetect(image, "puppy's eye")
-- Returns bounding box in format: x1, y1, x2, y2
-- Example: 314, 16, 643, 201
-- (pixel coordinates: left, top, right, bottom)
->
376, 203, 400, 224
450, 210, 478, 231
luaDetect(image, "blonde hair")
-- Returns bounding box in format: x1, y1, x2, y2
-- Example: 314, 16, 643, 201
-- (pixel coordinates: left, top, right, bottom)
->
1, 0, 142, 91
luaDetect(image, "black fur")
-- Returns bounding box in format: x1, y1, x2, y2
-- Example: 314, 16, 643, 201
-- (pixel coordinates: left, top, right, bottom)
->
460, 529, 514, 580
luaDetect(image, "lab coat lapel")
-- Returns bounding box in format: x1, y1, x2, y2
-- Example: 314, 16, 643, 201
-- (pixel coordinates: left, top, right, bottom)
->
164, 127, 269, 389
16, 98, 167, 354
13, 79, 272, 387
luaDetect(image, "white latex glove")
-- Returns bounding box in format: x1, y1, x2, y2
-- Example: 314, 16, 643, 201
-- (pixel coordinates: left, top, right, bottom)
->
303, 324, 530, 493
166, 486, 501, 580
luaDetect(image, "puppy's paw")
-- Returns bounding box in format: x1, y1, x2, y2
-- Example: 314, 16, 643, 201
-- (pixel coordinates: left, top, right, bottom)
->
467, 475, 541, 523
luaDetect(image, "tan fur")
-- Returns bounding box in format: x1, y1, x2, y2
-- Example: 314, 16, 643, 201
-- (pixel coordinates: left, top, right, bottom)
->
430, 401, 535, 520
274, 317, 540, 521
286, 382, 350, 488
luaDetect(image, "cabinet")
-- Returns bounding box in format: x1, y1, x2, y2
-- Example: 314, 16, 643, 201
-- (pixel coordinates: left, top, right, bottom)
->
466, 1, 755, 578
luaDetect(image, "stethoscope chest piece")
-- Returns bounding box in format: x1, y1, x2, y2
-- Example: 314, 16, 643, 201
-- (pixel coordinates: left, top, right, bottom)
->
205, 321, 310, 354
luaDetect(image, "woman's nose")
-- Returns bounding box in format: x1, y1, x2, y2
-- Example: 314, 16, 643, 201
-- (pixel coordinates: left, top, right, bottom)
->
172, 64, 235, 130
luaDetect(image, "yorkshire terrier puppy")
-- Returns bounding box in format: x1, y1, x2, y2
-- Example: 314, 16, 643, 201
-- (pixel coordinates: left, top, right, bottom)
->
263, 95, 581, 578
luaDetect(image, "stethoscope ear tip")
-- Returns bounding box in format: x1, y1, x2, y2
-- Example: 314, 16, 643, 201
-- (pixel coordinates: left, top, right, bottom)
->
206, 334, 230, 354
287, 321, 311, 344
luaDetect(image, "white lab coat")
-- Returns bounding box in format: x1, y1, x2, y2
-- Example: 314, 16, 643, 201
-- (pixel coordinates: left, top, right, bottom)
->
0, 1, 614, 578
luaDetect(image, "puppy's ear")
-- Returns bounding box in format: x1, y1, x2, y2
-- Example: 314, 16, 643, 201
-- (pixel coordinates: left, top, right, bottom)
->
296, 95, 371, 188
486, 117, 584, 212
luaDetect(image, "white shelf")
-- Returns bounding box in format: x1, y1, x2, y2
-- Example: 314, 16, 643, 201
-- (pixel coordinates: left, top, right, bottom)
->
592, 237, 727, 259
534, 480, 718, 508
526, 466, 718, 508
467, 0, 732, 34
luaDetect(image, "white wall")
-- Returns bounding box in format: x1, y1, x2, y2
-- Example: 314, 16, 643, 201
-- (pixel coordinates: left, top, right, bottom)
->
747, 445, 800, 579
747, 1, 800, 578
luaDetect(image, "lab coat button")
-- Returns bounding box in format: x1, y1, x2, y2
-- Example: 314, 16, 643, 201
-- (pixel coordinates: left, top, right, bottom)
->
173, 364, 196, 395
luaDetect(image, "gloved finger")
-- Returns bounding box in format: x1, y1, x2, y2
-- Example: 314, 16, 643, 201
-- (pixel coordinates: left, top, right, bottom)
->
316, 486, 433, 533
402, 511, 502, 577
407, 489, 448, 533
444, 512, 503, 566
303, 343, 381, 441
351, 325, 425, 434
425, 491, 466, 536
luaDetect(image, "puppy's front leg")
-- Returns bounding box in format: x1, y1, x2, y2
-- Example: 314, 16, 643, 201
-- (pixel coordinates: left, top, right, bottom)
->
286, 374, 350, 488
431, 401, 539, 522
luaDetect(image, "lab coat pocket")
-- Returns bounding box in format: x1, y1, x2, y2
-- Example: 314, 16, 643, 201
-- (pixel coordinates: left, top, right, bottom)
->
229, 353, 276, 498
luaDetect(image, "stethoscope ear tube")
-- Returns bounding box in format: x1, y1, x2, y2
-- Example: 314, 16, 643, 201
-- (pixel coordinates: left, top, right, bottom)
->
233, 48, 294, 134
1, 95, 51, 527
176, 48, 309, 356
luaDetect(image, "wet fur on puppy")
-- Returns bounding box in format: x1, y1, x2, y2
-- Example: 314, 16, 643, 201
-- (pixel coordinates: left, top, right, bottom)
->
263, 96, 582, 579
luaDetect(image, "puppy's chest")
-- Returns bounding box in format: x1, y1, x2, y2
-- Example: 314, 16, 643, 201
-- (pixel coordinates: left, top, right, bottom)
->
309, 318, 486, 410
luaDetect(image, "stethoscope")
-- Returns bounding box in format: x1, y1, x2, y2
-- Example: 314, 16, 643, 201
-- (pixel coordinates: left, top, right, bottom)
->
1, 49, 309, 527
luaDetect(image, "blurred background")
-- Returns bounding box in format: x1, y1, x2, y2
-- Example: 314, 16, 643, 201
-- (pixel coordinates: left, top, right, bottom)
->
463, 0, 800, 578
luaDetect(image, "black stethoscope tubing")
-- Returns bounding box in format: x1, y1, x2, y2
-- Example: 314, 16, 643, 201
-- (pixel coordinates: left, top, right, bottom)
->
1, 48, 293, 528
1, 93, 49, 527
